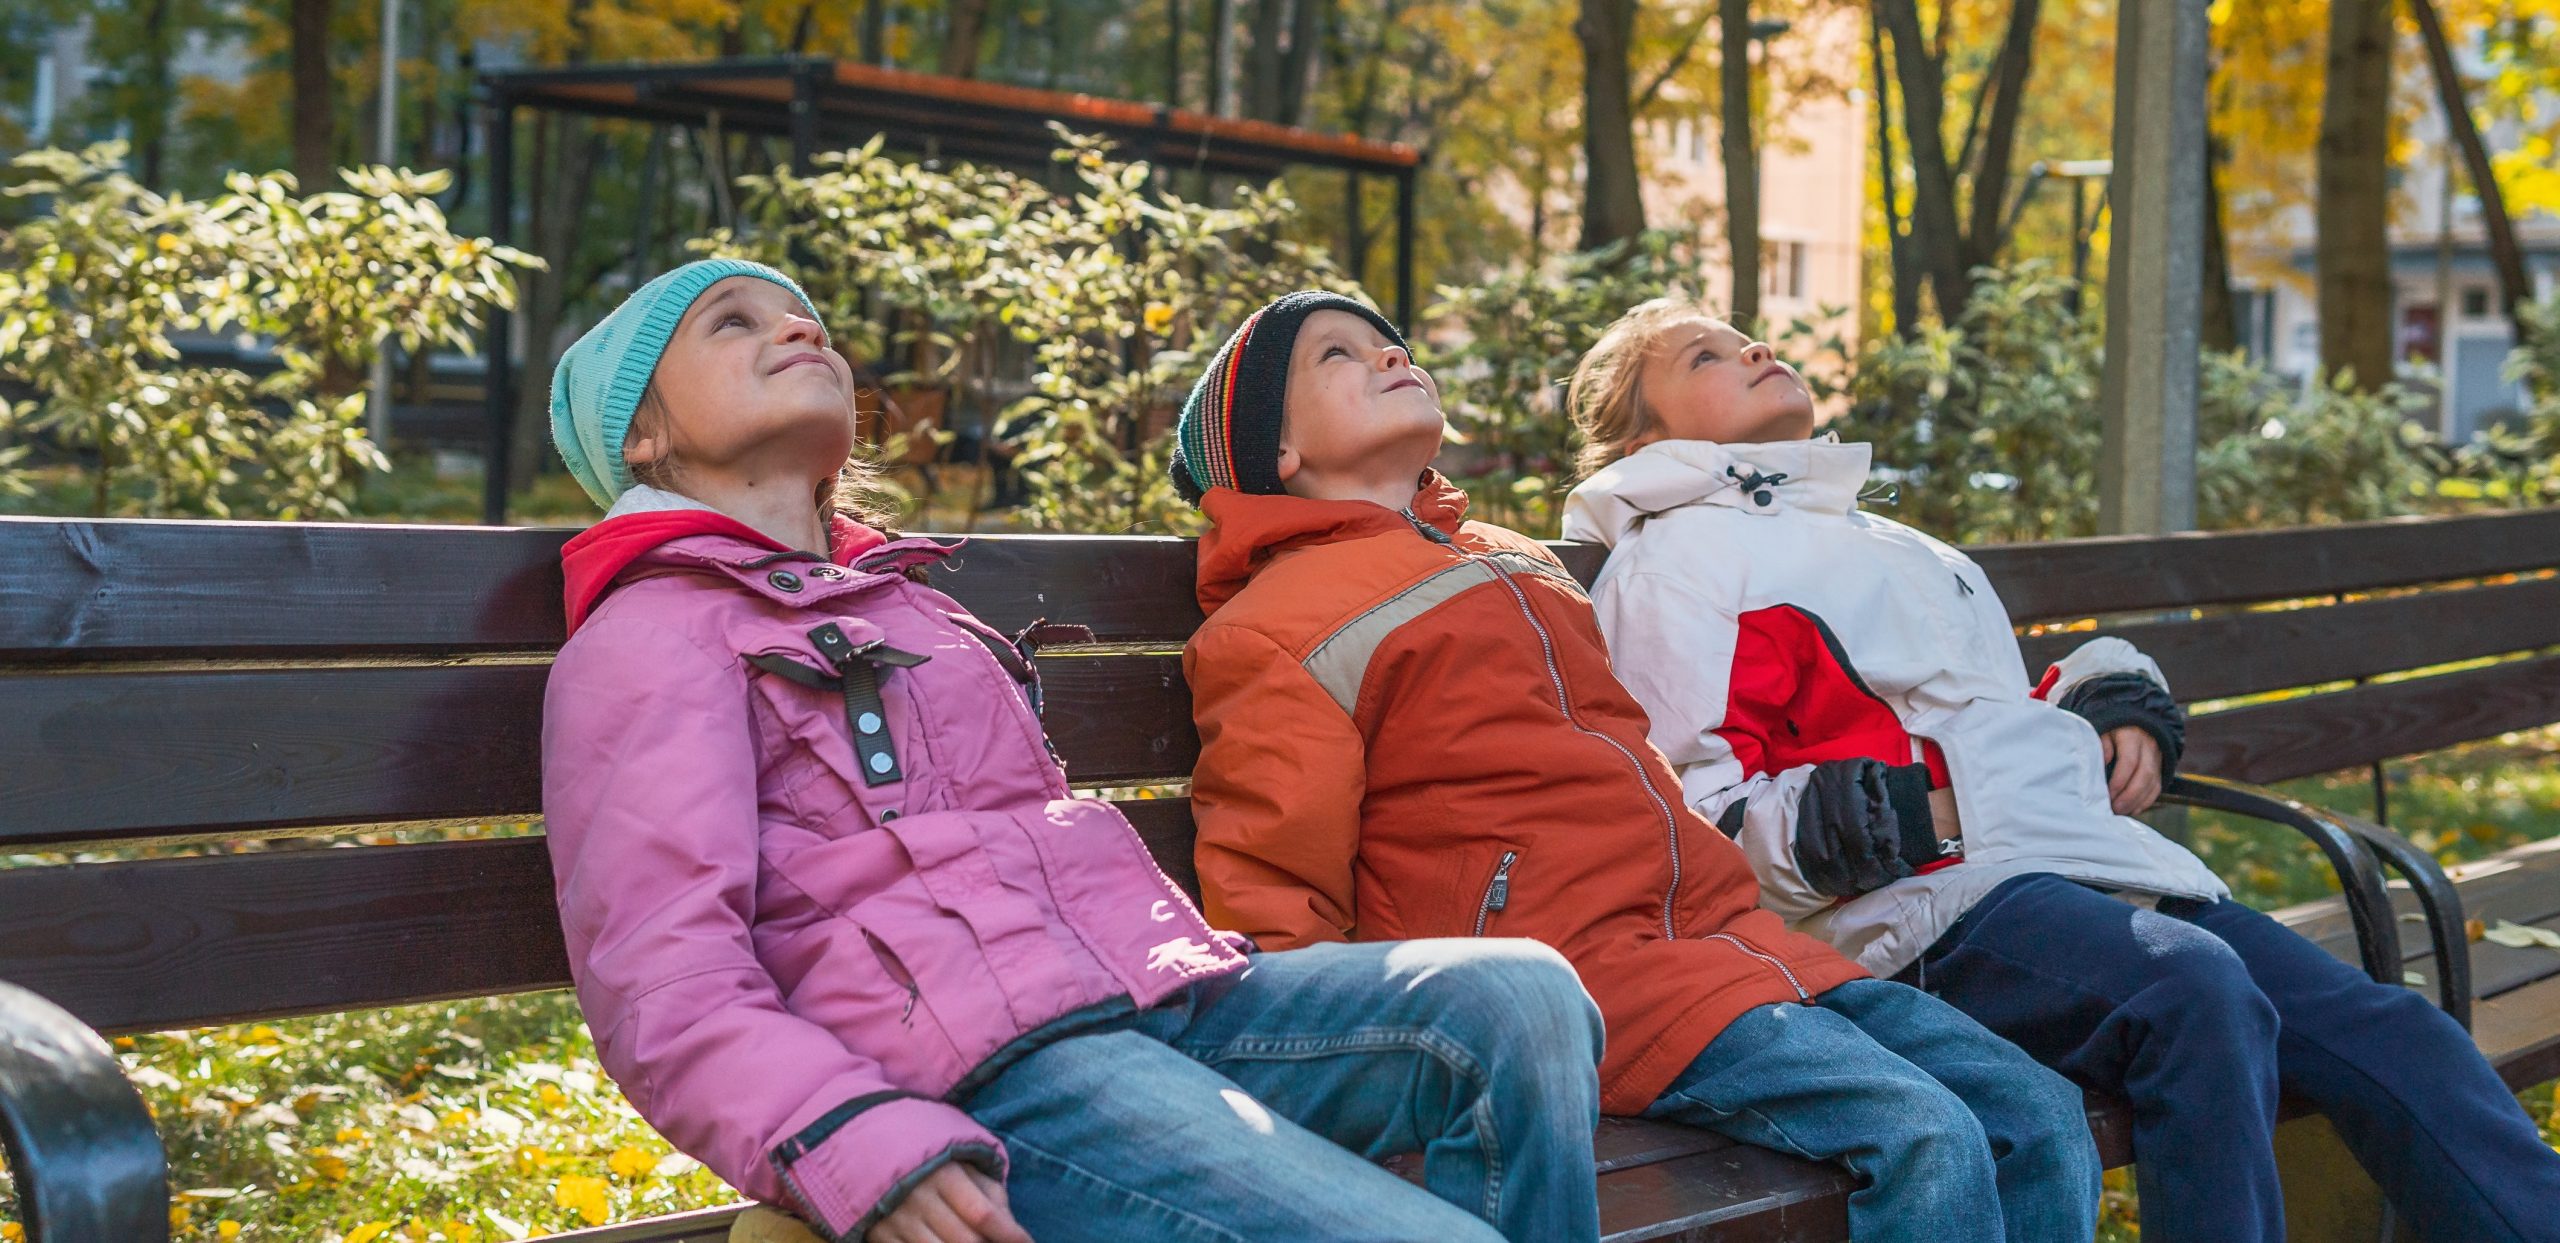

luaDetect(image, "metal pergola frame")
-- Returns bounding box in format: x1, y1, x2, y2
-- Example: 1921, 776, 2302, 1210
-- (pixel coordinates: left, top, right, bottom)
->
476, 55, 1423, 523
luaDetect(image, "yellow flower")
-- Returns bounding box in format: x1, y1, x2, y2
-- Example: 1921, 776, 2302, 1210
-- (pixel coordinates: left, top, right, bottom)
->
335, 1126, 371, 1145
439, 1107, 476, 1129
156, 234, 180, 253
344, 1223, 394, 1243
114, 1036, 137, 1050
536, 1084, 569, 1110
218, 1223, 242, 1240
3, 1223, 24, 1241
606, 1146, 656, 1181
511, 1144, 550, 1174
311, 1152, 351, 1182
446, 1223, 479, 1243
555, 1174, 612, 1226
170, 1204, 192, 1231
1143, 303, 1175, 334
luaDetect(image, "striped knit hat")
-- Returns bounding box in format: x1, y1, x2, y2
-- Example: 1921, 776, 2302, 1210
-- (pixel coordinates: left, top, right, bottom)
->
549, 258, 825, 510
1170, 290, 1410, 505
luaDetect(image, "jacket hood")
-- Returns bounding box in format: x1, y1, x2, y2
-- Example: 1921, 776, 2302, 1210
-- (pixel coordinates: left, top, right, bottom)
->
559, 485, 888, 635
1194, 470, 1469, 615
1562, 436, 1873, 548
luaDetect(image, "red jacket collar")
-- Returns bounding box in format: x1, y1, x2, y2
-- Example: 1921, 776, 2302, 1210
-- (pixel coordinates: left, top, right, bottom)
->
560, 509, 889, 636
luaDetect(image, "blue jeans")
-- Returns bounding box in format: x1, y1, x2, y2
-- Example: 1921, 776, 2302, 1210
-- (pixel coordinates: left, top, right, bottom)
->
961, 938, 1605, 1242
1904, 872, 2560, 1243
1644, 977, 2100, 1243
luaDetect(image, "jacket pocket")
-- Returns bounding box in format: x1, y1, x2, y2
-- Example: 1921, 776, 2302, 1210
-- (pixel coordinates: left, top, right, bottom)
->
1471, 848, 1523, 937
740, 618, 922, 835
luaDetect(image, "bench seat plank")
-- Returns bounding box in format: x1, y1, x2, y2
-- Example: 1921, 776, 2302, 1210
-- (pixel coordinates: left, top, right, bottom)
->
2184, 653, 2560, 786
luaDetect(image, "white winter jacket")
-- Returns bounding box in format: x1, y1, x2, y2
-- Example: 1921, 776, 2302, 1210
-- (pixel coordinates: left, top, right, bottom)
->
1562, 437, 2228, 976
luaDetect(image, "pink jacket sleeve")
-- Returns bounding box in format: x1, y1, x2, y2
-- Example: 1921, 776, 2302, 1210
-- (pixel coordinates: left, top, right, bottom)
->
542, 616, 1002, 1239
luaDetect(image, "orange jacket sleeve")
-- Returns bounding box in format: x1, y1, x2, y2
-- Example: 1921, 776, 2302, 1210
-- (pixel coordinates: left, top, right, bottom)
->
1184, 622, 1366, 949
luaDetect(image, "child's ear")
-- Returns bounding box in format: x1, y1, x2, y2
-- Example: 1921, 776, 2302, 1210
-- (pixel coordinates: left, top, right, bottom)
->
1274, 444, 1304, 485
623, 434, 667, 469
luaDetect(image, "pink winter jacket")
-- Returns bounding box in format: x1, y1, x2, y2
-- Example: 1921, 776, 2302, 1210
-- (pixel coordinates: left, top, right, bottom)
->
541, 502, 1247, 1240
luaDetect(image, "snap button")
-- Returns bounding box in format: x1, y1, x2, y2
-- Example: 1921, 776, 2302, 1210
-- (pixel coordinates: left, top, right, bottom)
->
767, 570, 804, 592
857, 711, 883, 734
1753, 490, 1773, 507
810, 565, 846, 581
868, 752, 895, 775
880, 809, 901, 822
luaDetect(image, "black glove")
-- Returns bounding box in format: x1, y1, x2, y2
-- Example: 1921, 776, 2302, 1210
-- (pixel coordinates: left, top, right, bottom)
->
2058, 673, 2187, 779
1791, 757, 1941, 900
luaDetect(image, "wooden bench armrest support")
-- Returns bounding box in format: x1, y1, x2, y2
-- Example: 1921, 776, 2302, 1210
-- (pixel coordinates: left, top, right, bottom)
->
2160, 776, 2403, 988
0, 980, 169, 1243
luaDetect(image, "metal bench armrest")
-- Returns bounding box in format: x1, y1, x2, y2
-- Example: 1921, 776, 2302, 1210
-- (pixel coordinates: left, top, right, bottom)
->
2158, 775, 2404, 991
2282, 797, 2474, 1030
0, 980, 168, 1242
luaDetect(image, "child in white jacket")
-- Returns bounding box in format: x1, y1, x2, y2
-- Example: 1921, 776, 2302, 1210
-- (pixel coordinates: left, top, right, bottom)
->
1558, 297, 2560, 1243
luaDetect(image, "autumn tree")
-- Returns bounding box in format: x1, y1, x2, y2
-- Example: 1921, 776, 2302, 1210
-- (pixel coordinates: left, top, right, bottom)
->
2318, 0, 2395, 389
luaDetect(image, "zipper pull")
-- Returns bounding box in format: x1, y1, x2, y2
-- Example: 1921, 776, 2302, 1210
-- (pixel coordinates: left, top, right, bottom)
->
1486, 851, 1517, 912
1401, 508, 1455, 545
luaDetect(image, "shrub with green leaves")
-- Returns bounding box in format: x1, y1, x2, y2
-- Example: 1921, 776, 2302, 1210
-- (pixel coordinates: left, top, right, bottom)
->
0, 143, 538, 518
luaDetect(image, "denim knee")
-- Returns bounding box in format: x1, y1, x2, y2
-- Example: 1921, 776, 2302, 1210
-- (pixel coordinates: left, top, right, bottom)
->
1386, 938, 1603, 1073
1875, 1080, 1999, 1185
2126, 917, 2278, 1053
2008, 1064, 2103, 1182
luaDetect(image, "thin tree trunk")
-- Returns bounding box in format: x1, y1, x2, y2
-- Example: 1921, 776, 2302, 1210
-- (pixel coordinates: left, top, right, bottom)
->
292, 0, 336, 188
1576, 0, 1646, 252
1871, 6, 1918, 335
1876, 0, 1967, 318
2408, 0, 2534, 345
137, 0, 173, 185
2317, 0, 2395, 388
1244, 0, 1285, 119
1719, 0, 1759, 324
1278, 0, 1324, 126
1960, 0, 2041, 270
1208, 0, 1235, 113
2201, 134, 2239, 353
942, 0, 991, 76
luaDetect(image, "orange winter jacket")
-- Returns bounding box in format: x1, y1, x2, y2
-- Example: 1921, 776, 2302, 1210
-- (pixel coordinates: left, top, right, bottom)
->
1185, 473, 1866, 1112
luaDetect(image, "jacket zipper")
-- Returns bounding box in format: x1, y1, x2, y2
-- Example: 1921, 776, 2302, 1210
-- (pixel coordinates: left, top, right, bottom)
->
1472, 850, 1519, 936
1705, 932, 1813, 1003
1474, 553, 1689, 941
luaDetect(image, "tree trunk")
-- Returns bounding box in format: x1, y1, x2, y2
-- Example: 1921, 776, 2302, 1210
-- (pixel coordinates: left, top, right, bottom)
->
1960, 0, 2041, 270
941, 0, 991, 75
2317, 0, 2395, 389
136, 0, 174, 185
2201, 134, 2239, 354
1244, 0, 1285, 119
1719, 0, 1759, 325
1870, 7, 1918, 335
1576, 0, 1646, 252
2408, 0, 2534, 346
292, 0, 336, 189
1277, 0, 1324, 126
1208, 0, 1235, 113
1876, 0, 1967, 319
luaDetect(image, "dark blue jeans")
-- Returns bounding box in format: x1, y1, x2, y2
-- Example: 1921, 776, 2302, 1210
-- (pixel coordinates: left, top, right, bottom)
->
1645, 977, 2100, 1242
1903, 872, 2560, 1243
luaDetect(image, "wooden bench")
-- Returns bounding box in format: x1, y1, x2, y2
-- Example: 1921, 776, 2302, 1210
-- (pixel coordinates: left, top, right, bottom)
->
3, 505, 2558, 1242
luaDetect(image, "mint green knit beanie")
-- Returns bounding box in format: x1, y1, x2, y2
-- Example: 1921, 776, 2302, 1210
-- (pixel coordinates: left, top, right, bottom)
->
548, 258, 826, 510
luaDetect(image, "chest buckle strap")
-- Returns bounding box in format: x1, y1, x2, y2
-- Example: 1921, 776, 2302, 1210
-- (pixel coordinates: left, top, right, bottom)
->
748, 624, 930, 788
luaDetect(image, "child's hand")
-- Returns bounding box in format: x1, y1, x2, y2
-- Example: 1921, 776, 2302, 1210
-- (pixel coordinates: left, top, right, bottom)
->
869, 1162, 1033, 1243
2102, 726, 2163, 816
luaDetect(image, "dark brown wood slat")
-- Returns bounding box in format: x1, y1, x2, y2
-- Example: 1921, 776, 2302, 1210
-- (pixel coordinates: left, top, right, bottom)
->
0, 518, 1210, 659
0, 797, 1200, 1034
2183, 653, 2560, 786
2479, 975, 2560, 1092
538, 1206, 740, 1243
0, 655, 1197, 847
1595, 1142, 1852, 1243
2015, 575, 2560, 703
1967, 507, 2560, 623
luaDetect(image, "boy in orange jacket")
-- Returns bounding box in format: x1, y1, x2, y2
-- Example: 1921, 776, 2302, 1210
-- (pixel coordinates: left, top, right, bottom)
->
1175, 290, 2100, 1241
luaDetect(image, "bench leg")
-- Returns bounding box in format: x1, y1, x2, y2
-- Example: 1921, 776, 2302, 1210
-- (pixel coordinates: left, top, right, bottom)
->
0, 981, 168, 1242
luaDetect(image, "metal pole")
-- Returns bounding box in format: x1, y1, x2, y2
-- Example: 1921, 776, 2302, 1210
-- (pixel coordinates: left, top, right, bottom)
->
481, 91, 515, 526
1395, 167, 1416, 327
367, 0, 402, 447
2096, 0, 2207, 535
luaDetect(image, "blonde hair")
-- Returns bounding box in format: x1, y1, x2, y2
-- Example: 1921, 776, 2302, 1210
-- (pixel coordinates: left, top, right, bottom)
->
628, 384, 892, 531
1567, 295, 1725, 478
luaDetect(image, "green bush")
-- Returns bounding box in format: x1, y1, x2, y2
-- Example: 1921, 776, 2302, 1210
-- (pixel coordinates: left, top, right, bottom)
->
0, 143, 537, 518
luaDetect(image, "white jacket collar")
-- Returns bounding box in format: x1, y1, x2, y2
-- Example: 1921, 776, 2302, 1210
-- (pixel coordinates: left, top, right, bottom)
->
1561, 435, 1874, 547
603, 482, 723, 520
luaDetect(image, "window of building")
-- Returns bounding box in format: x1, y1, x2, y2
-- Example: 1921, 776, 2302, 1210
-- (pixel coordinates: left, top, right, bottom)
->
2462, 287, 2491, 318
1765, 240, 1808, 300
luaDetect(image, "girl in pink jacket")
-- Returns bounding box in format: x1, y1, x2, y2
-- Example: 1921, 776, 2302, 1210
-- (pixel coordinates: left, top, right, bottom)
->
539, 260, 1605, 1243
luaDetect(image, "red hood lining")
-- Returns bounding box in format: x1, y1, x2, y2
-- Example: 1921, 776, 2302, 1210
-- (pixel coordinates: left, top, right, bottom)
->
560, 509, 889, 636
